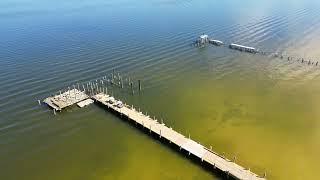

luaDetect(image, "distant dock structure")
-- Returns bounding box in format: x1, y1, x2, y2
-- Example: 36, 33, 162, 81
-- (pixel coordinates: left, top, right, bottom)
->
195, 34, 224, 47
195, 34, 210, 46
209, 39, 224, 46
229, 43, 257, 53
194, 35, 257, 53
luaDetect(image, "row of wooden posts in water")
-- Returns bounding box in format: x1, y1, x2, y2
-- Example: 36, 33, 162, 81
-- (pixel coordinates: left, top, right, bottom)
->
38, 70, 142, 114
58, 70, 141, 97
195, 34, 320, 67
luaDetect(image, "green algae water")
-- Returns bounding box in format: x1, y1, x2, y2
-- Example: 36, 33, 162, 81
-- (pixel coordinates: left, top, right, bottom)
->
1, 0, 320, 179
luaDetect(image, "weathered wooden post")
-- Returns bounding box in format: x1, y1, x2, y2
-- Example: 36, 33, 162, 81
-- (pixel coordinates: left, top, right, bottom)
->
38, 100, 41, 105
138, 80, 141, 92
130, 82, 134, 95
121, 77, 124, 88
53, 109, 56, 115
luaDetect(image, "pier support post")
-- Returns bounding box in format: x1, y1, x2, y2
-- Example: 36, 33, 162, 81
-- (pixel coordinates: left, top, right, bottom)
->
130, 82, 134, 95
121, 77, 123, 88
138, 80, 141, 92
38, 100, 41, 105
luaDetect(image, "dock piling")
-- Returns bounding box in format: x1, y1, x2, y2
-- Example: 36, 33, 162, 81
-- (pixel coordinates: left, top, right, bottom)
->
138, 80, 141, 92
130, 82, 134, 95
233, 156, 236, 163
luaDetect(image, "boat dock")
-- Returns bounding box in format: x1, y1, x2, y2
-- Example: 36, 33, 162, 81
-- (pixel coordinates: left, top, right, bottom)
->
209, 39, 224, 46
90, 93, 265, 180
43, 88, 89, 111
42, 81, 265, 180
229, 43, 257, 53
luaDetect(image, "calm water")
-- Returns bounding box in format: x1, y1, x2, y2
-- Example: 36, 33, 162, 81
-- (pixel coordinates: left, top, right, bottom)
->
1, 0, 320, 179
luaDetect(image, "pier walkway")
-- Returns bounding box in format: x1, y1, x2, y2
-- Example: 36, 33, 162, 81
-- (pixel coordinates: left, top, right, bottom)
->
92, 93, 265, 180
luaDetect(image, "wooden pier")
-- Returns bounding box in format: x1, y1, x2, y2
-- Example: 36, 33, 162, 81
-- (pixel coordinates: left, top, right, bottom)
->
43, 89, 89, 111
91, 93, 265, 180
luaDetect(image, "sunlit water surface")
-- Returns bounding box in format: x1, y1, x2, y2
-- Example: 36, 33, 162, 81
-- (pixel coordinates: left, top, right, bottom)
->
1, 0, 320, 179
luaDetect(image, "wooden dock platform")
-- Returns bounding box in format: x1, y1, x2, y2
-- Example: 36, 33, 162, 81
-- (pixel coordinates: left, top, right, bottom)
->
92, 93, 265, 180
43, 89, 89, 111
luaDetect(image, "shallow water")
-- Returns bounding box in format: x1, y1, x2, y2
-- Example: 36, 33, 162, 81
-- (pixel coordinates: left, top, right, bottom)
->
1, 0, 320, 179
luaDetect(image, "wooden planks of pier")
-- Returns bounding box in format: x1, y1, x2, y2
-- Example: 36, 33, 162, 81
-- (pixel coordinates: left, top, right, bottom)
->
43, 89, 89, 111
92, 93, 265, 180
